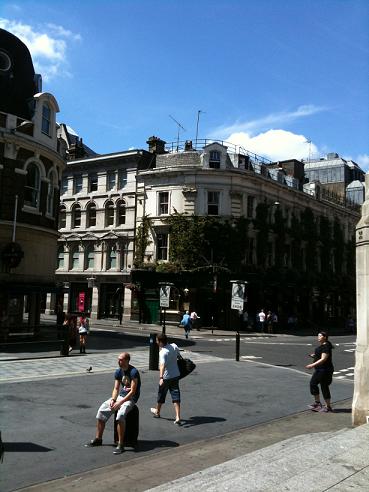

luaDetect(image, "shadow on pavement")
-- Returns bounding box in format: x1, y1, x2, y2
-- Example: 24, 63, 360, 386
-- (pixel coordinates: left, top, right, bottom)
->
4, 442, 53, 452
181, 416, 227, 428
133, 439, 179, 452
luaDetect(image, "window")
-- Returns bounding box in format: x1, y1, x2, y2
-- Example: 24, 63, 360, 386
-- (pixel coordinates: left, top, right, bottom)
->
41, 104, 51, 135
85, 245, 95, 269
209, 150, 221, 168
24, 163, 40, 207
88, 173, 98, 192
61, 177, 68, 195
105, 201, 114, 226
107, 171, 116, 191
86, 202, 96, 228
47, 171, 56, 215
72, 204, 81, 228
158, 192, 169, 215
73, 174, 83, 194
247, 196, 255, 218
59, 205, 66, 229
107, 245, 117, 270
207, 191, 220, 215
118, 170, 127, 189
71, 247, 80, 269
157, 233, 168, 260
117, 200, 126, 225
57, 246, 64, 269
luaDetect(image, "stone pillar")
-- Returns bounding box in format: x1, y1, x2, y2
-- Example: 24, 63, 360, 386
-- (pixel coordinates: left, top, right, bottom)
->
353, 173, 369, 425
63, 291, 69, 313
45, 293, 55, 315
123, 287, 132, 319
90, 285, 99, 319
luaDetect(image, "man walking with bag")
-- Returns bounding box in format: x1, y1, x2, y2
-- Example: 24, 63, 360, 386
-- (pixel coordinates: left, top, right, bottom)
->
150, 334, 182, 425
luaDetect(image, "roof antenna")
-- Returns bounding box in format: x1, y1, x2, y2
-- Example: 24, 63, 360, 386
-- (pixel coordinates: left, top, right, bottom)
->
169, 114, 186, 151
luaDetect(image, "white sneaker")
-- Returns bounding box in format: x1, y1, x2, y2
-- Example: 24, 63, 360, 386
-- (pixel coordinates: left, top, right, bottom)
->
150, 408, 160, 418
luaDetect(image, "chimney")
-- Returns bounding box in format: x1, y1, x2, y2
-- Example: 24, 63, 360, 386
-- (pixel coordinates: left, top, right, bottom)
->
68, 136, 87, 160
147, 136, 166, 154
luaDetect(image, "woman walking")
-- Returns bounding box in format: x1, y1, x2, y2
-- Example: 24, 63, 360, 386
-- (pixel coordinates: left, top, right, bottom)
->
78, 315, 89, 354
306, 331, 334, 412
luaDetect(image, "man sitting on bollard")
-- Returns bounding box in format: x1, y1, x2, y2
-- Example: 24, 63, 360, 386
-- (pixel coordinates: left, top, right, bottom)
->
85, 352, 141, 454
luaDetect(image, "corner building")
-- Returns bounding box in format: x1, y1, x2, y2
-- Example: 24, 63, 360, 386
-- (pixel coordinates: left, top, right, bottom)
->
0, 29, 65, 338
133, 139, 360, 329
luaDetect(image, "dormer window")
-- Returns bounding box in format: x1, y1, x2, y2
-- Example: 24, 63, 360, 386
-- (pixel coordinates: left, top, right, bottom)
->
209, 150, 221, 169
41, 104, 51, 136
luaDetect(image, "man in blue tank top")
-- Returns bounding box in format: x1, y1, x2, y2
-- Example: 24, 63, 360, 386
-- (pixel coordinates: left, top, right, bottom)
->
86, 352, 141, 454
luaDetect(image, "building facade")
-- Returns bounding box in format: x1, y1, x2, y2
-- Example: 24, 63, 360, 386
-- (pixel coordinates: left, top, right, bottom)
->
132, 139, 360, 329
52, 134, 362, 329
0, 29, 65, 339
53, 137, 154, 319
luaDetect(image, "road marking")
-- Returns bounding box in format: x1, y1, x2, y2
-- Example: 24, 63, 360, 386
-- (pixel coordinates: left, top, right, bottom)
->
241, 355, 263, 359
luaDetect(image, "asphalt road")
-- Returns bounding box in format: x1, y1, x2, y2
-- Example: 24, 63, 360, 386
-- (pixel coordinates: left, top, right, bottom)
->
0, 328, 355, 491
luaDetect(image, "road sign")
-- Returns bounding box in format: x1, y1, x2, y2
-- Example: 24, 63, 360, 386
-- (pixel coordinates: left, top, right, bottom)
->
231, 282, 245, 310
159, 285, 170, 308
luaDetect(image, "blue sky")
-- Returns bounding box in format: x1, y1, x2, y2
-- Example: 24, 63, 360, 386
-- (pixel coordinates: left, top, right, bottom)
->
1, 0, 368, 167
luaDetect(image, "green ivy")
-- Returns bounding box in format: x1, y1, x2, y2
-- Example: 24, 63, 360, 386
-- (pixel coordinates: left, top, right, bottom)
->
133, 215, 153, 268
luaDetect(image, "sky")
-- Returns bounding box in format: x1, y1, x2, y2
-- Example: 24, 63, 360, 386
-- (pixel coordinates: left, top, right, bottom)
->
1, 0, 368, 168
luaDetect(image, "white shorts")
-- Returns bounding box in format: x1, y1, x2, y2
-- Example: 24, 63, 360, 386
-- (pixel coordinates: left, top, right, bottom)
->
96, 396, 135, 422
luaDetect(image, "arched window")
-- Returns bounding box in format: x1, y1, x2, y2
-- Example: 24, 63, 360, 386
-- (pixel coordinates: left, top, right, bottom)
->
24, 162, 40, 207
59, 205, 66, 229
85, 244, 95, 269
106, 244, 117, 270
70, 245, 80, 270
117, 200, 126, 225
42, 104, 51, 135
72, 204, 81, 228
105, 200, 114, 226
47, 170, 57, 215
86, 202, 96, 228
57, 245, 64, 269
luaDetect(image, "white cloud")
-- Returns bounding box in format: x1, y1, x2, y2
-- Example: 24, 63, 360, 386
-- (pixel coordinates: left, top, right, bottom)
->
0, 18, 81, 81
211, 105, 328, 138
224, 129, 319, 162
356, 154, 369, 172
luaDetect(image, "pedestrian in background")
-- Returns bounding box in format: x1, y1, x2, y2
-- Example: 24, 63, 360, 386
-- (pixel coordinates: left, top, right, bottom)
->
63, 314, 77, 354
190, 310, 200, 331
257, 309, 266, 333
306, 331, 335, 413
180, 310, 192, 339
266, 311, 273, 334
78, 315, 89, 354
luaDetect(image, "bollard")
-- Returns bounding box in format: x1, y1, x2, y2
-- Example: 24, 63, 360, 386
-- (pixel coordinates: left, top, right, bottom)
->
149, 333, 159, 370
60, 325, 69, 356
235, 331, 240, 361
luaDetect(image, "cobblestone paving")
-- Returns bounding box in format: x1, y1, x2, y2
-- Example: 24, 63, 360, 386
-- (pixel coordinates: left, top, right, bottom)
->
0, 349, 224, 383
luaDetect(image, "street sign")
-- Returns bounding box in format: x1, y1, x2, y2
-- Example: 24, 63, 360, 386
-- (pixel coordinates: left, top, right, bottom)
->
159, 285, 170, 308
231, 282, 245, 310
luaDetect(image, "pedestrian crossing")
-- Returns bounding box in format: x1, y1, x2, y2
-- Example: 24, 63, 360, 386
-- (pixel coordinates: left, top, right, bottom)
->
0, 349, 224, 384
333, 367, 355, 381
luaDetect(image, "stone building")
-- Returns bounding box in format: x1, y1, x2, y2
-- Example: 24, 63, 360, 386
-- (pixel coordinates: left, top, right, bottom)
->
53, 132, 154, 319
132, 139, 360, 328
0, 29, 65, 338
304, 153, 365, 204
